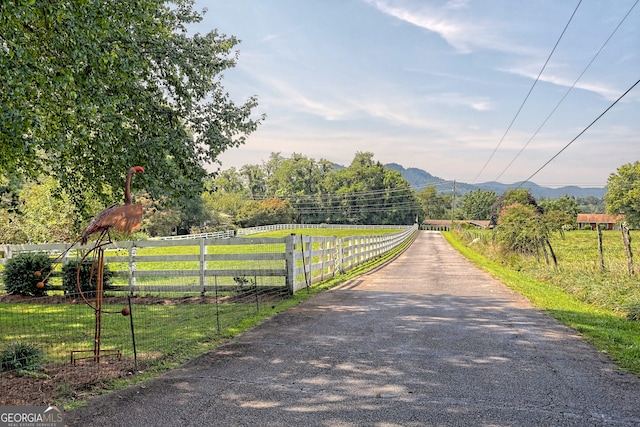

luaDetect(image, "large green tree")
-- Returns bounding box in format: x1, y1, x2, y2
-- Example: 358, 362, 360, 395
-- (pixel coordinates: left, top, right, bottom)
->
489, 188, 541, 227
460, 189, 497, 220
417, 185, 451, 220
1, 0, 262, 223
605, 161, 640, 227
539, 195, 579, 218
324, 152, 418, 224
265, 153, 334, 223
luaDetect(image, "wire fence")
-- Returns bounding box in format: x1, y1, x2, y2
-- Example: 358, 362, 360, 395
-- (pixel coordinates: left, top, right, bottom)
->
0, 225, 417, 405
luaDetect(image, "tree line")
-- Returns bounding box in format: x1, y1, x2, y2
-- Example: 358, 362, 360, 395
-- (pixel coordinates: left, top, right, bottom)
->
3, 151, 629, 244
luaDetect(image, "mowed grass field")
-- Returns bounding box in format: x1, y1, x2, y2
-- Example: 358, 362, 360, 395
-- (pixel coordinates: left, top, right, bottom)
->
445, 228, 640, 377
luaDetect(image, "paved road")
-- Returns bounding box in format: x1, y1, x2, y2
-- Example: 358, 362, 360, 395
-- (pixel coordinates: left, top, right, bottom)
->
68, 231, 640, 426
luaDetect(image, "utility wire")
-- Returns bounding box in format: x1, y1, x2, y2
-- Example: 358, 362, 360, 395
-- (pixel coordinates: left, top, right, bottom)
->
494, 0, 639, 182
517, 77, 640, 188
471, 0, 583, 184
247, 178, 454, 204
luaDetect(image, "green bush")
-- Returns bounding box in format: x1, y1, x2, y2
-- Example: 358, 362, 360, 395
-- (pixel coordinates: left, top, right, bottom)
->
62, 259, 113, 297
0, 342, 43, 373
2, 252, 52, 296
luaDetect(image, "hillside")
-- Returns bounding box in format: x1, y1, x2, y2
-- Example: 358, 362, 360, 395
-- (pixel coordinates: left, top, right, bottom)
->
385, 163, 606, 199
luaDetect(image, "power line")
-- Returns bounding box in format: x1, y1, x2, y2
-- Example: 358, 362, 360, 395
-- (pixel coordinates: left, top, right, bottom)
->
471, 0, 583, 184
494, 0, 639, 182
517, 77, 640, 188
247, 178, 454, 204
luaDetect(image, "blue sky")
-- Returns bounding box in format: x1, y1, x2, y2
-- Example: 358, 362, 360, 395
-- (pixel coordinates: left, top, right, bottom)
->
192, 0, 639, 188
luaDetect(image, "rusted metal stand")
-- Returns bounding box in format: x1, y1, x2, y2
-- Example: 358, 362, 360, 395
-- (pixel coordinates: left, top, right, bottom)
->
71, 244, 121, 364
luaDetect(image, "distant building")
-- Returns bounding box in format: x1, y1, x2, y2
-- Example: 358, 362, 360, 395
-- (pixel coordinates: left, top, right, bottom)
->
421, 219, 491, 230
576, 214, 623, 230
468, 220, 491, 229
421, 219, 453, 230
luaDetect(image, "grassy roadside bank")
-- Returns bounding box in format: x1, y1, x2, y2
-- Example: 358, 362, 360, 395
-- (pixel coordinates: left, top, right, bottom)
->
443, 231, 640, 377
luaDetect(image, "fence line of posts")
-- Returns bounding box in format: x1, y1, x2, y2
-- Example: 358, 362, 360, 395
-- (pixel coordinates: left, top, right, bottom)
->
0, 225, 418, 295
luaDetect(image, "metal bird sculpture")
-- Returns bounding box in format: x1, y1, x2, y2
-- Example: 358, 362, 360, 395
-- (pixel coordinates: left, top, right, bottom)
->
33, 166, 146, 363
81, 166, 144, 245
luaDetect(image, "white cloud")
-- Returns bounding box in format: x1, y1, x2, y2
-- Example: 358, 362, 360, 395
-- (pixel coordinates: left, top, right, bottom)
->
503, 63, 622, 100
366, 0, 473, 52
364, 0, 530, 55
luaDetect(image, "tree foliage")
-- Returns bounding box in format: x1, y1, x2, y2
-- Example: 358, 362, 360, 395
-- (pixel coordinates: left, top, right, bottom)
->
539, 195, 579, 218
1, 0, 262, 221
605, 161, 640, 227
236, 198, 294, 228
323, 152, 418, 224
495, 203, 556, 265
460, 189, 497, 220
489, 188, 542, 227
539, 195, 578, 231
417, 185, 450, 220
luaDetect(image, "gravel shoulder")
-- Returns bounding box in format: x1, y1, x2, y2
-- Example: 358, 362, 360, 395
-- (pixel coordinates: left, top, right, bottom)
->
68, 231, 640, 426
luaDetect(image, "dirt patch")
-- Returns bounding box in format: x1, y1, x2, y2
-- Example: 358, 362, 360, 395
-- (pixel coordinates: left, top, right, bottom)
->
0, 358, 137, 406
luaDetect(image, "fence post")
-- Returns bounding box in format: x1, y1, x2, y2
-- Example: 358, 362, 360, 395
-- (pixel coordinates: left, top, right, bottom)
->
128, 244, 137, 296
335, 237, 344, 274
320, 237, 326, 282
200, 237, 206, 295
303, 235, 312, 287
285, 234, 296, 294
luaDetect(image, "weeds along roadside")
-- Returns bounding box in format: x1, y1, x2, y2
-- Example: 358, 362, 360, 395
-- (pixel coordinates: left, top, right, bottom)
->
443, 229, 640, 378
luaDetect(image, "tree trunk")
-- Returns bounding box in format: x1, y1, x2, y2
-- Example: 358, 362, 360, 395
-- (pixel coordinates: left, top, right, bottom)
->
621, 222, 634, 275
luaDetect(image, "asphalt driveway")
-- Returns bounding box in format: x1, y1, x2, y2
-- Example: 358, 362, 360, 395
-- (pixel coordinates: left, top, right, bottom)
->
67, 231, 640, 426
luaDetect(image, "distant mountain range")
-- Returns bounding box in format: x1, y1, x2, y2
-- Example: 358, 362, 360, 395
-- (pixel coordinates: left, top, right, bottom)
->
385, 163, 606, 199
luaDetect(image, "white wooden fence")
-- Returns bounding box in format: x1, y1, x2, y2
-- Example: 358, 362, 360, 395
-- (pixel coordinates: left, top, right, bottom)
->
0, 225, 417, 294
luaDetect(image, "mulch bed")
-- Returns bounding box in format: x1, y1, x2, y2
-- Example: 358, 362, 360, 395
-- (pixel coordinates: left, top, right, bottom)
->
0, 358, 136, 406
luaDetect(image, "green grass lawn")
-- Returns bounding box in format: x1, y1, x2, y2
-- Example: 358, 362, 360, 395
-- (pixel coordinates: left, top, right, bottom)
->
248, 227, 403, 238
0, 300, 264, 366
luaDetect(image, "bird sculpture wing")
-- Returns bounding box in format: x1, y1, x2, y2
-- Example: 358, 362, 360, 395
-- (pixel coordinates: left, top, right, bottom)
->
80, 204, 143, 244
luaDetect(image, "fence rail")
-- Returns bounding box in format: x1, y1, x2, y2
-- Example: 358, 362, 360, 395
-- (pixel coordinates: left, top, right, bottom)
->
0, 225, 417, 295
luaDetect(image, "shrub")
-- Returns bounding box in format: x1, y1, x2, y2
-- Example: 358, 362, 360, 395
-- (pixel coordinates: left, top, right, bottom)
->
0, 342, 43, 373
2, 252, 52, 296
62, 259, 113, 297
